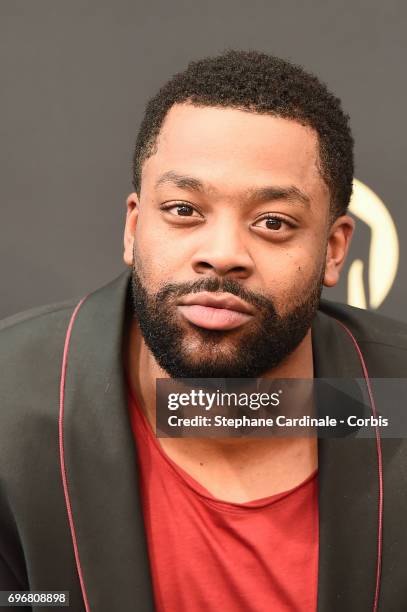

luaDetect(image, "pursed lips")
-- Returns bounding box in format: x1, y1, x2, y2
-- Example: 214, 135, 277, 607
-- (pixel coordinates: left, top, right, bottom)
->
177, 292, 255, 330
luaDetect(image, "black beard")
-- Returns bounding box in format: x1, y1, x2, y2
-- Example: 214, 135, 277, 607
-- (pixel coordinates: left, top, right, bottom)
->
130, 266, 324, 378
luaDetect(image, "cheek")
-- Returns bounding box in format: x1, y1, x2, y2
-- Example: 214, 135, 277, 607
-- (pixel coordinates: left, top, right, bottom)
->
134, 221, 181, 287
256, 244, 325, 309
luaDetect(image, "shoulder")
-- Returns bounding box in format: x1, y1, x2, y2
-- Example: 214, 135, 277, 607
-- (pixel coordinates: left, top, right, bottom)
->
318, 299, 407, 375
0, 299, 79, 434
0, 298, 81, 414
0, 298, 79, 357
319, 299, 407, 348
0, 298, 78, 334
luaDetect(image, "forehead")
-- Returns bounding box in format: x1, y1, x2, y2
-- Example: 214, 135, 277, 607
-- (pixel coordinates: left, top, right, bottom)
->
142, 103, 327, 199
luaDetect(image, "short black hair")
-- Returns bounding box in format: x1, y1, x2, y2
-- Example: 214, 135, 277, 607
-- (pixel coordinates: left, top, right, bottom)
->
132, 49, 354, 219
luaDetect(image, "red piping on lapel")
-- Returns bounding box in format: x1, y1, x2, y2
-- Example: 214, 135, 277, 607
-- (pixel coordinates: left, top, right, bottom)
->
333, 319, 383, 612
59, 296, 91, 612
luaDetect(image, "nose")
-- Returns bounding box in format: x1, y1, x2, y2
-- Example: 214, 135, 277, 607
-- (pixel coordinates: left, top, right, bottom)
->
191, 215, 254, 279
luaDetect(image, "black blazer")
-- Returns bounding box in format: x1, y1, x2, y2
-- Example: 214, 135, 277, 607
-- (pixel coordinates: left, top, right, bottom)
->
1, 270, 407, 611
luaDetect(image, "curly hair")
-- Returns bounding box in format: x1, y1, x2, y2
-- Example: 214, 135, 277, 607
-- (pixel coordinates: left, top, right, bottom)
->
132, 50, 354, 219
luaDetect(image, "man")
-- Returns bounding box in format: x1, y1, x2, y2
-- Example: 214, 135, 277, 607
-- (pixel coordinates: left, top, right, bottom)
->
0, 50, 407, 612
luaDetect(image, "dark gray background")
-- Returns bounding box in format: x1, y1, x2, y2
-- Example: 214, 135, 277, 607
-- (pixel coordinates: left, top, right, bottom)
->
1, 0, 405, 321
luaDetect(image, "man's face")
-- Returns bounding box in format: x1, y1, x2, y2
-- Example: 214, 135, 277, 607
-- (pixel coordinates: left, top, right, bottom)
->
124, 104, 353, 377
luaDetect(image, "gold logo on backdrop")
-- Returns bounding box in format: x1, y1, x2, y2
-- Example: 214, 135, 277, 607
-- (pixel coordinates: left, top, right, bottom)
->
347, 179, 399, 309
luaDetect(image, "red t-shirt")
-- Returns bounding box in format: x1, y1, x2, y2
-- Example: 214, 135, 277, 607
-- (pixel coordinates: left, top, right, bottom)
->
127, 384, 319, 612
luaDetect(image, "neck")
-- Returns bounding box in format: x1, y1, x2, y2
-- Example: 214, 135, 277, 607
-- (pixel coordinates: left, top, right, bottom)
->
124, 319, 318, 502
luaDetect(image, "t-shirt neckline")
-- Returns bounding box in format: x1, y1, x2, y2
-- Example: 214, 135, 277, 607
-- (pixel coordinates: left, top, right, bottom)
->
127, 375, 318, 513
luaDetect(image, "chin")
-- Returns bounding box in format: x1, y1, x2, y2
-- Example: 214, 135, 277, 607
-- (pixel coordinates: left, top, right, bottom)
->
181, 332, 240, 357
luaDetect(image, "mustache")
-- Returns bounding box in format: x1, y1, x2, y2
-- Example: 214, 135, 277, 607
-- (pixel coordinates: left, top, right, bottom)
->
154, 277, 275, 312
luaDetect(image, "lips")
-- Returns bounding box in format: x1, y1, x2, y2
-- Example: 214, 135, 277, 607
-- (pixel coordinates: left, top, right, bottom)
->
177, 292, 255, 330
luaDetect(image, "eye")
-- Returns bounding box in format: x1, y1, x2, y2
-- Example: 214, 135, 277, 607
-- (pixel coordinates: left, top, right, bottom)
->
252, 215, 295, 232
160, 202, 203, 219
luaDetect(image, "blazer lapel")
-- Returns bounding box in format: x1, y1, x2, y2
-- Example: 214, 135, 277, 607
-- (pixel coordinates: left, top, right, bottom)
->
312, 310, 380, 611
60, 270, 155, 611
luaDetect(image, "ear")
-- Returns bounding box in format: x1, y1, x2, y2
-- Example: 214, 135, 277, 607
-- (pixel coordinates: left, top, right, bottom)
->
324, 214, 355, 287
123, 192, 140, 267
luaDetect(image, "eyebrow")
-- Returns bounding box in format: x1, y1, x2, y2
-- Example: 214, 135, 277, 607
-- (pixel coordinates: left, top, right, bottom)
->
155, 171, 206, 192
155, 171, 311, 207
247, 185, 311, 207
